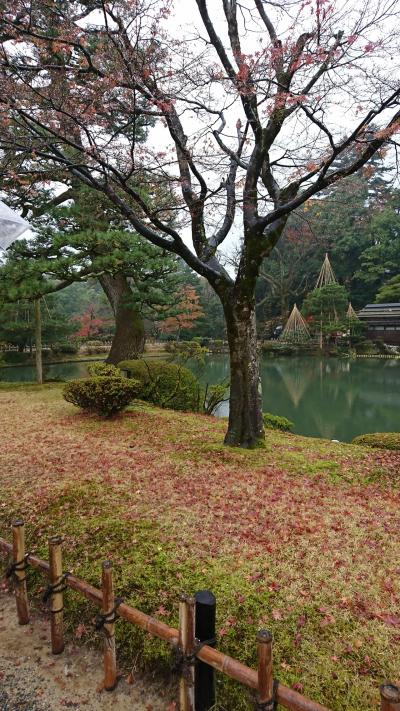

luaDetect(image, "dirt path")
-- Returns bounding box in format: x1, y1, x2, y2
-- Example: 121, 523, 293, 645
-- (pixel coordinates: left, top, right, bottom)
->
0, 591, 176, 711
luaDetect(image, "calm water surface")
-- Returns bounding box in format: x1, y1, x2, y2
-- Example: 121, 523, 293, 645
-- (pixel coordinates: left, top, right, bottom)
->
1, 356, 399, 441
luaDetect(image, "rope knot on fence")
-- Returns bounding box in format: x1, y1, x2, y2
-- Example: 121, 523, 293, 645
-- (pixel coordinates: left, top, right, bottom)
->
5, 552, 30, 584
94, 596, 123, 634
1, 522, 398, 711
253, 679, 278, 711
42, 571, 71, 605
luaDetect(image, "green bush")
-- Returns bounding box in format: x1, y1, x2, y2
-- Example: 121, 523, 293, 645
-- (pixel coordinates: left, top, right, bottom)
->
262, 340, 316, 356
51, 342, 79, 355
87, 361, 118, 378
2, 351, 31, 364
63, 375, 140, 417
118, 359, 202, 412
166, 340, 208, 366
263, 412, 294, 432
352, 432, 400, 450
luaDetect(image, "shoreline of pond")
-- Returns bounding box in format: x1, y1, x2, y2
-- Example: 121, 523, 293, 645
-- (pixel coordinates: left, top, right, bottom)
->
1, 354, 399, 441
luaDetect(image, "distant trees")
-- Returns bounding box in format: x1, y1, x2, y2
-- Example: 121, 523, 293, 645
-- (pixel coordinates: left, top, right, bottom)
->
257, 167, 399, 323
375, 275, 400, 303
0, 295, 74, 352
0, 187, 182, 362
159, 286, 204, 340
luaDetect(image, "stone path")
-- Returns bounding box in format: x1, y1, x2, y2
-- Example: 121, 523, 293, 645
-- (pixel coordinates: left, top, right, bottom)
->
0, 590, 176, 711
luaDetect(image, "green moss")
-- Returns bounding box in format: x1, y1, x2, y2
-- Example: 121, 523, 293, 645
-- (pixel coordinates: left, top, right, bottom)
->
352, 432, 400, 451
0, 386, 399, 711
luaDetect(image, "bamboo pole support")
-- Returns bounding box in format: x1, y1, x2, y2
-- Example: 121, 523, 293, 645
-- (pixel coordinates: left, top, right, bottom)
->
0, 537, 331, 711
256, 630, 273, 707
12, 520, 29, 625
381, 685, 400, 711
101, 561, 117, 691
48, 536, 65, 654
179, 595, 196, 711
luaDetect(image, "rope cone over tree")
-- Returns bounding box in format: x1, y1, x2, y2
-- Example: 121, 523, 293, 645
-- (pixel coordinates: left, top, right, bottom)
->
346, 302, 359, 320
315, 254, 337, 289
280, 304, 310, 343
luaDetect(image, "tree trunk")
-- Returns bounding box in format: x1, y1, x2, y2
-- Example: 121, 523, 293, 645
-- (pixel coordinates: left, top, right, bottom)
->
98, 273, 146, 365
223, 297, 264, 448
34, 298, 43, 385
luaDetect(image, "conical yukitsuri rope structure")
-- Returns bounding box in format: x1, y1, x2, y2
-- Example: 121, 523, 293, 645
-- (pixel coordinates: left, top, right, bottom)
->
280, 304, 311, 343
346, 302, 359, 320
315, 253, 337, 289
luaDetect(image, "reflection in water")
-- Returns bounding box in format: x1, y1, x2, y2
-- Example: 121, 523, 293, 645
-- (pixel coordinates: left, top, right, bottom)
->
194, 356, 400, 441
1, 356, 400, 442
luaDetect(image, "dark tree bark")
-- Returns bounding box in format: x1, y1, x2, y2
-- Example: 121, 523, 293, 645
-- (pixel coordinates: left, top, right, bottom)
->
223, 295, 264, 447
98, 273, 145, 365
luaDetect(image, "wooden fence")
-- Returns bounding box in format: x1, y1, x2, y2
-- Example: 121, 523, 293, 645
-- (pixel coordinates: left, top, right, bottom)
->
1, 521, 399, 711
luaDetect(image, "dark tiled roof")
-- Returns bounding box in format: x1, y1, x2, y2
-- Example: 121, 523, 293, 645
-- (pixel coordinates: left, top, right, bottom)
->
358, 303, 400, 320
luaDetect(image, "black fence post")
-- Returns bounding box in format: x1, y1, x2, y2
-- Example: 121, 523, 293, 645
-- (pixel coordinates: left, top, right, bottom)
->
195, 590, 216, 711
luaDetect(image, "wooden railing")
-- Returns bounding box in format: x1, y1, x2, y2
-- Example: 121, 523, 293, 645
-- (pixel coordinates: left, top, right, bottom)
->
1, 522, 399, 711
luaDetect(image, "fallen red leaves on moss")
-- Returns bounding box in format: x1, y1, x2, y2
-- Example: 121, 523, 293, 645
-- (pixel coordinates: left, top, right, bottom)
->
0, 385, 399, 710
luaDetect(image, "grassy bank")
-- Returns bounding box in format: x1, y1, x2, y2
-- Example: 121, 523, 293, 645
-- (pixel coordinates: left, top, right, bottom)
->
0, 384, 399, 710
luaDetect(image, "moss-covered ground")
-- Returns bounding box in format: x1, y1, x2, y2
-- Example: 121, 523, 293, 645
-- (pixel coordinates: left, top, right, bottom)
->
0, 383, 399, 710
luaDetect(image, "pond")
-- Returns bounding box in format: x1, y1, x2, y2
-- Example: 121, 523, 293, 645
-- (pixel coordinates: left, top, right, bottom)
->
191, 355, 400, 442
1, 355, 400, 441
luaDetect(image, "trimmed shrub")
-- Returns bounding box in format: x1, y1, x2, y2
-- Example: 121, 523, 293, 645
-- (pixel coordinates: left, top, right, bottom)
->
352, 432, 400, 451
87, 361, 118, 378
63, 375, 140, 417
263, 412, 294, 432
118, 358, 202, 412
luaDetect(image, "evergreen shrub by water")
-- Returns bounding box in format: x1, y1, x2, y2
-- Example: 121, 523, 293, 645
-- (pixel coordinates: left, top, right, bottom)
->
263, 412, 294, 432
63, 362, 139, 417
352, 432, 400, 450
118, 359, 202, 412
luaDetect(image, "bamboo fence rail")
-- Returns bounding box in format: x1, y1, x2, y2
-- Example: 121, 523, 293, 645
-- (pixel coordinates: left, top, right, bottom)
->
0, 524, 398, 711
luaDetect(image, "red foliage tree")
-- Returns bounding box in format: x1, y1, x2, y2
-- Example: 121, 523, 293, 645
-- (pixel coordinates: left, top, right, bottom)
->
160, 286, 204, 338
0, 0, 399, 445
73, 305, 105, 339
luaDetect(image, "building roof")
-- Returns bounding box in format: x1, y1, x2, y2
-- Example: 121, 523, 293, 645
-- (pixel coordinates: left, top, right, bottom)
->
358, 303, 400, 321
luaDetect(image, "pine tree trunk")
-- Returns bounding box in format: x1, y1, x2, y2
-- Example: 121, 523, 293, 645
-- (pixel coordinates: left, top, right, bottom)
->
223, 298, 264, 447
98, 273, 146, 365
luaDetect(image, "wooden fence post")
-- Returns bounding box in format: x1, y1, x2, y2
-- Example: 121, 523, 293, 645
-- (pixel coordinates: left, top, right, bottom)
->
179, 595, 196, 711
380, 685, 400, 711
11, 520, 29, 625
195, 590, 216, 711
101, 561, 117, 691
48, 536, 65, 655
256, 630, 274, 709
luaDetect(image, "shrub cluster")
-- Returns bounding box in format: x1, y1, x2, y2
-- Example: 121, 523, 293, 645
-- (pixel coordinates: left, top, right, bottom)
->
2, 351, 32, 364
263, 412, 294, 432
51, 342, 79, 355
82, 340, 110, 354
63, 362, 139, 416
352, 432, 400, 450
118, 358, 202, 412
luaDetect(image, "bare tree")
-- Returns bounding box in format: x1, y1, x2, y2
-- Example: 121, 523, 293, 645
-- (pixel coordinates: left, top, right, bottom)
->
0, 0, 399, 446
